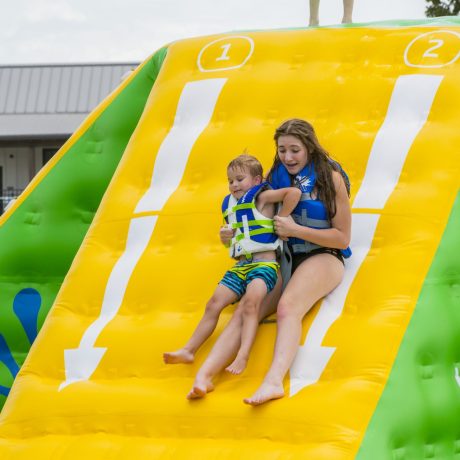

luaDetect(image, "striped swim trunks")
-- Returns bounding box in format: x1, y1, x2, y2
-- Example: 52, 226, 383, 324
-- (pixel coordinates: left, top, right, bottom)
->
219, 259, 280, 299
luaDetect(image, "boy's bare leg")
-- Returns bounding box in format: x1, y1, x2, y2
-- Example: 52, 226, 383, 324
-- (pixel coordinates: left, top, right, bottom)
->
187, 275, 281, 399
309, 0, 320, 26
225, 279, 268, 375
187, 311, 242, 399
342, 0, 354, 23
164, 284, 238, 364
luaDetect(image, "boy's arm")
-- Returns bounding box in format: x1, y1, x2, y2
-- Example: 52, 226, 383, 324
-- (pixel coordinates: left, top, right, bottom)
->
220, 225, 234, 247
274, 172, 351, 249
258, 187, 302, 217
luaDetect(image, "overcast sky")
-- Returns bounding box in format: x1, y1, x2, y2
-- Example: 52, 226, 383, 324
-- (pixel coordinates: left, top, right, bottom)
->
2, 0, 427, 65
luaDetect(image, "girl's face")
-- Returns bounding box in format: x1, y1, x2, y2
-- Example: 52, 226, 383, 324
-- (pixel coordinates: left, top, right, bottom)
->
277, 134, 309, 175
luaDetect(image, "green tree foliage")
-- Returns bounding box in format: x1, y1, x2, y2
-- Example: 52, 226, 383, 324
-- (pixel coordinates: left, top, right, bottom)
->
425, 0, 460, 16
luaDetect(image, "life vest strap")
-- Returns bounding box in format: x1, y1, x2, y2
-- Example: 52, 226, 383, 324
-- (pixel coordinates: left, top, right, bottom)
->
232, 203, 254, 211
233, 227, 275, 242
231, 219, 273, 229
223, 202, 254, 219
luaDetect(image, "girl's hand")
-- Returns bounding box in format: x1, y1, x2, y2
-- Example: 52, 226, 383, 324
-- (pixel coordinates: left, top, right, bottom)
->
220, 225, 235, 246
273, 215, 297, 241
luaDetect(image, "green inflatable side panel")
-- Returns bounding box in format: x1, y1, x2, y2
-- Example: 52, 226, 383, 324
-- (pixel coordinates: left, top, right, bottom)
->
357, 193, 460, 459
0, 47, 167, 405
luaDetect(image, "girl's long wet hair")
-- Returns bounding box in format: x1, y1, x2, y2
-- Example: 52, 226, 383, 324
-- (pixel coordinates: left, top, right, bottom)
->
266, 118, 349, 221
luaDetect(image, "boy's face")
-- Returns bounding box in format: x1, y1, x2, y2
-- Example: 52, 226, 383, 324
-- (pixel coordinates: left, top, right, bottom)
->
227, 167, 262, 200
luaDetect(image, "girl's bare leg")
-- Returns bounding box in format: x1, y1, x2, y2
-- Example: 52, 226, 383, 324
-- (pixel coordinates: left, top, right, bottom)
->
225, 279, 268, 375
164, 284, 238, 364
187, 276, 281, 399
244, 254, 344, 406
309, 0, 320, 26
342, 0, 354, 23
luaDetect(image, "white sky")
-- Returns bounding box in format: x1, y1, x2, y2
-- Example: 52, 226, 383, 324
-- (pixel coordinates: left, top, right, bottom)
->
2, 0, 427, 64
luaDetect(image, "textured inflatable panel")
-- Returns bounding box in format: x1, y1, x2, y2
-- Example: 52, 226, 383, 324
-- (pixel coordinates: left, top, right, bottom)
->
0, 20, 458, 459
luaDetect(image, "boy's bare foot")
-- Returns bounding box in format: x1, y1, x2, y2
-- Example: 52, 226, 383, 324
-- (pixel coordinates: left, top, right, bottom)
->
243, 382, 285, 406
225, 356, 248, 375
186, 375, 214, 400
163, 349, 194, 364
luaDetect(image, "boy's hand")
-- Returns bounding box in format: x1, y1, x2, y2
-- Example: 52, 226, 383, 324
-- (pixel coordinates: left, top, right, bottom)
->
220, 225, 235, 247
274, 215, 297, 241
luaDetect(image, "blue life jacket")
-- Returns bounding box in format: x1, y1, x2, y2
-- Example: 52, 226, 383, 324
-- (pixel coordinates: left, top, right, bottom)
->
269, 162, 352, 258
222, 182, 281, 259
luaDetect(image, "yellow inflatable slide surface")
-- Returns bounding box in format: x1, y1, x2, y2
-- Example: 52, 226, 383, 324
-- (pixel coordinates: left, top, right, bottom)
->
0, 21, 459, 459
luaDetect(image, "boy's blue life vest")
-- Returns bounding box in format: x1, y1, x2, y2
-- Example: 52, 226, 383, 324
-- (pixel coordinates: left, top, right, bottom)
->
222, 183, 281, 259
269, 162, 352, 258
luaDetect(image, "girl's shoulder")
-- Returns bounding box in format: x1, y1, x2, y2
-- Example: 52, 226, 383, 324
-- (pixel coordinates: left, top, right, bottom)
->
331, 170, 349, 195
330, 161, 351, 196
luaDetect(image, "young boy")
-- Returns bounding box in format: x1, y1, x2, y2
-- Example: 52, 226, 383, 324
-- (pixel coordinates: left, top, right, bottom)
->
163, 154, 301, 374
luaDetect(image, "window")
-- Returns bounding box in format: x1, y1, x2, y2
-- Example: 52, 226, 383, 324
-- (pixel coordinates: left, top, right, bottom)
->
42, 148, 59, 165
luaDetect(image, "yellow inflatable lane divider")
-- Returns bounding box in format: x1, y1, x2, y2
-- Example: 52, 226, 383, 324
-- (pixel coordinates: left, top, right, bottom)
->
0, 24, 459, 459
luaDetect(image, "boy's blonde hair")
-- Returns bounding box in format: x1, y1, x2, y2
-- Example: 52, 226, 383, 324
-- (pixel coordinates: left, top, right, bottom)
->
227, 154, 263, 178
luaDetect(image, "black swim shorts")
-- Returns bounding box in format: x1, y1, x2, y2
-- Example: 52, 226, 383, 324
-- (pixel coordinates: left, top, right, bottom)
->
291, 247, 344, 275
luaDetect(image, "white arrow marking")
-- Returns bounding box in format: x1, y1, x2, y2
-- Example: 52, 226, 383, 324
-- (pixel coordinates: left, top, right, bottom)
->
353, 74, 443, 210
289, 74, 443, 396
289, 213, 379, 396
135, 78, 227, 213
60, 78, 227, 390
59, 216, 157, 390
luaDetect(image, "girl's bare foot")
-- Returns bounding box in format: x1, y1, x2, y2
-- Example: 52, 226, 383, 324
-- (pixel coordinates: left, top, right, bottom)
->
225, 356, 248, 375
243, 382, 285, 406
186, 375, 214, 400
163, 348, 194, 364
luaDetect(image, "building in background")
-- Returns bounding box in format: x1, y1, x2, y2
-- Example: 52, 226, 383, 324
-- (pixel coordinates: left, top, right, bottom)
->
0, 62, 138, 213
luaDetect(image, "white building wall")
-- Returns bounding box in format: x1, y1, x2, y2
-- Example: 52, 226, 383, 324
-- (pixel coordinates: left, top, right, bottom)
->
0, 147, 32, 189
0, 146, 55, 190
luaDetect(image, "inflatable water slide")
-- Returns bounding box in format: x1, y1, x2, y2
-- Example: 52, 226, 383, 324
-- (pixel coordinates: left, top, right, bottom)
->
0, 18, 459, 459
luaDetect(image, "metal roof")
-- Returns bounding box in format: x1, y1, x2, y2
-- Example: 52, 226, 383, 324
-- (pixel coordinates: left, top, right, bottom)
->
0, 63, 139, 139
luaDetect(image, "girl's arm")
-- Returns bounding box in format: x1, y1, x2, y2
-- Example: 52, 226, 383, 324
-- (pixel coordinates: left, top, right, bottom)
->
273, 172, 351, 249
257, 187, 302, 217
